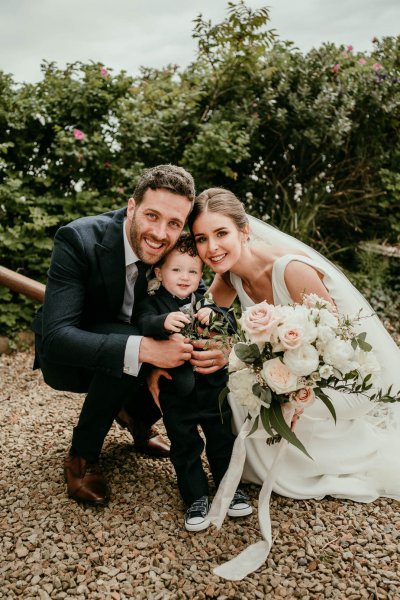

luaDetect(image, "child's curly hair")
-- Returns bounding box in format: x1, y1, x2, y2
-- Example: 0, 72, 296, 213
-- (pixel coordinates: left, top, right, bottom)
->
173, 232, 198, 257
155, 232, 199, 268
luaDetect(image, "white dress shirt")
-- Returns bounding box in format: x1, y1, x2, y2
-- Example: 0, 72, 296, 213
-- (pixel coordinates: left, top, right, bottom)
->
120, 220, 146, 377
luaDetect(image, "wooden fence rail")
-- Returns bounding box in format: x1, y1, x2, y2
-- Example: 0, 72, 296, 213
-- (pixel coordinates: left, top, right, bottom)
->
0, 266, 45, 303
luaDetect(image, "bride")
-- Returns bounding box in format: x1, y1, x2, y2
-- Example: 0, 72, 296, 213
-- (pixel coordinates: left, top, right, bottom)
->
188, 187, 400, 503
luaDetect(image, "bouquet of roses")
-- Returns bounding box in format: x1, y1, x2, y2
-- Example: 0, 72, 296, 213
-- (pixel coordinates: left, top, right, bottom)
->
224, 294, 400, 457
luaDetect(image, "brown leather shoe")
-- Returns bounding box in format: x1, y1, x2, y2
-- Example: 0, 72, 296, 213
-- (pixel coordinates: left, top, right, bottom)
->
116, 408, 170, 458
64, 452, 110, 505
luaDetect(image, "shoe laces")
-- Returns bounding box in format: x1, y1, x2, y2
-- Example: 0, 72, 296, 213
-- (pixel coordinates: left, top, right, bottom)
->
231, 488, 248, 506
186, 496, 209, 519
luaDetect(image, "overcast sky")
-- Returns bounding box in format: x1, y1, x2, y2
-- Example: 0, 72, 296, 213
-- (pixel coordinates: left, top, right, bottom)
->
1, 0, 399, 84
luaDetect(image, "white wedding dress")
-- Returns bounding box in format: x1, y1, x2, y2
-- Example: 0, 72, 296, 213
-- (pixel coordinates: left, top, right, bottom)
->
228, 253, 400, 502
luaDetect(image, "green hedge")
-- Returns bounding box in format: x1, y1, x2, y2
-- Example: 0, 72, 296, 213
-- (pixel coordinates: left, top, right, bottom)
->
1, 2, 399, 335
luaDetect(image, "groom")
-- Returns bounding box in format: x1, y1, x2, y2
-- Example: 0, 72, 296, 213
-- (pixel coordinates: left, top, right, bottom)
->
32, 164, 201, 505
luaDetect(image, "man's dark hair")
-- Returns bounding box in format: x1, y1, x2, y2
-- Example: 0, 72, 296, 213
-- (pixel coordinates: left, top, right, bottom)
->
133, 164, 195, 208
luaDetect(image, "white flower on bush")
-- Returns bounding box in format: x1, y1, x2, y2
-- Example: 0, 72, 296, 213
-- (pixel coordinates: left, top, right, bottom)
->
262, 358, 298, 394
289, 387, 316, 409
228, 347, 247, 373
323, 338, 355, 373
319, 364, 334, 379
353, 348, 381, 381
240, 301, 279, 343
229, 368, 260, 412
283, 344, 320, 376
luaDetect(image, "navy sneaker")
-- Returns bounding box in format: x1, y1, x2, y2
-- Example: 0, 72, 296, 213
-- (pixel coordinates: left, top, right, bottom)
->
185, 496, 210, 532
227, 488, 253, 518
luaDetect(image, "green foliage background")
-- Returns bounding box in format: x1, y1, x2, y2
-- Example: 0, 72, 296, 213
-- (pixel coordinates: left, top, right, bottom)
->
1, 2, 399, 335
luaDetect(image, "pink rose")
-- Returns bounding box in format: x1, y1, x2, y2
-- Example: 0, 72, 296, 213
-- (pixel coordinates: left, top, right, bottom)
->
342, 52, 349, 59
100, 67, 109, 77
289, 387, 315, 409
331, 63, 340, 73
347, 44, 353, 52
240, 301, 279, 343
372, 63, 382, 71
278, 325, 303, 350
262, 358, 298, 394
73, 128, 85, 141
357, 58, 366, 65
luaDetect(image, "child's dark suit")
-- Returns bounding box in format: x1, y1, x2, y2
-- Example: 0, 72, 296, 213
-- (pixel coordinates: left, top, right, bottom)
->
134, 286, 235, 505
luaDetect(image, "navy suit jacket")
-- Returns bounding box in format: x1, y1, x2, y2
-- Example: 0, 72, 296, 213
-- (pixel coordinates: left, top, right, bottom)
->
32, 207, 131, 378
133, 286, 229, 396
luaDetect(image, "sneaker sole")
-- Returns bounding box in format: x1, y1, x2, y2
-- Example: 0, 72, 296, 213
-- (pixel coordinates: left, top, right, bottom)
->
185, 519, 211, 532
227, 506, 253, 518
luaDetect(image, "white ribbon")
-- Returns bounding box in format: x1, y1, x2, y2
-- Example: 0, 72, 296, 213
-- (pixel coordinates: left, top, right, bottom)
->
208, 406, 294, 581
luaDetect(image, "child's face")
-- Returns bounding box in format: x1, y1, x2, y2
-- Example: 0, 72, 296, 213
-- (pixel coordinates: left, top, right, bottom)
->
154, 250, 203, 298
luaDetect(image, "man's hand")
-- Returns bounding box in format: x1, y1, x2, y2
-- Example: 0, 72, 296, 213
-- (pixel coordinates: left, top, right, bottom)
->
140, 334, 193, 368
190, 338, 228, 374
164, 311, 191, 333
147, 368, 171, 411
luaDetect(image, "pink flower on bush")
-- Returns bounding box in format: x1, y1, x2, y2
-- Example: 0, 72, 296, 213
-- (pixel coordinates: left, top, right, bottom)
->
358, 58, 367, 65
331, 63, 340, 74
240, 301, 279, 343
347, 44, 353, 52
100, 67, 109, 77
372, 63, 382, 71
342, 52, 349, 59
73, 128, 85, 141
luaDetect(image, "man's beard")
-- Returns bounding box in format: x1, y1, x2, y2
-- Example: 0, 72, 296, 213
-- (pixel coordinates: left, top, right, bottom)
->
129, 214, 169, 264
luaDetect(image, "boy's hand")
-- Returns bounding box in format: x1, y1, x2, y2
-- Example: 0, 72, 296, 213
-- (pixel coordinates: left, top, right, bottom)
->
164, 311, 191, 333
195, 307, 213, 326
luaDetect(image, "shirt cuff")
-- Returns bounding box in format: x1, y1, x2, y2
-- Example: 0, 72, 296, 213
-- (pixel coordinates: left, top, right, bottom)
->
123, 335, 143, 377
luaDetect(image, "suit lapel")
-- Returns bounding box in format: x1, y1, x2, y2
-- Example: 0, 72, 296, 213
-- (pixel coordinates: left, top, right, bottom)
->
95, 208, 126, 316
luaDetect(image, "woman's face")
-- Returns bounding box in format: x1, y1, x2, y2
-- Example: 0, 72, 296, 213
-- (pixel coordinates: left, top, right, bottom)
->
192, 211, 248, 273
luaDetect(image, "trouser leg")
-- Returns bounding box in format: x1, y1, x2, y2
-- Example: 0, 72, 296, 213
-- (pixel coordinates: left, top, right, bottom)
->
160, 392, 209, 505
198, 384, 235, 488
71, 370, 143, 462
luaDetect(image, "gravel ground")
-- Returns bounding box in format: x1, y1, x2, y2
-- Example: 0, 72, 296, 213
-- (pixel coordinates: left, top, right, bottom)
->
1, 350, 399, 600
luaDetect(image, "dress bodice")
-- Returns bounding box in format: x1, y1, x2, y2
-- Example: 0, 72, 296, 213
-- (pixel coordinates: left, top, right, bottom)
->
229, 254, 324, 307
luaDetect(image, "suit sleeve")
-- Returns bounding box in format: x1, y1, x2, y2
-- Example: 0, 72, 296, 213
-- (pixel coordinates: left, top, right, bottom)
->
40, 225, 129, 377
133, 299, 171, 340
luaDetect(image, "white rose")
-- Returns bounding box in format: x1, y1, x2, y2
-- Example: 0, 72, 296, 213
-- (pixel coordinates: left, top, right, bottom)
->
240, 301, 279, 343
318, 308, 339, 328
276, 324, 304, 351
319, 364, 334, 379
262, 357, 298, 394
228, 347, 247, 372
323, 338, 355, 373
352, 348, 381, 381
283, 344, 320, 376
316, 325, 336, 345
228, 369, 260, 412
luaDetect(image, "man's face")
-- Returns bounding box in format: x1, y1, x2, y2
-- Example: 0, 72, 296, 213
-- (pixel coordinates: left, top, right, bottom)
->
126, 188, 191, 264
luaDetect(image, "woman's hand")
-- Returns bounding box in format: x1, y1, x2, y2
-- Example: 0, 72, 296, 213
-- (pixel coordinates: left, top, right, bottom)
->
190, 338, 229, 374
147, 368, 172, 412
